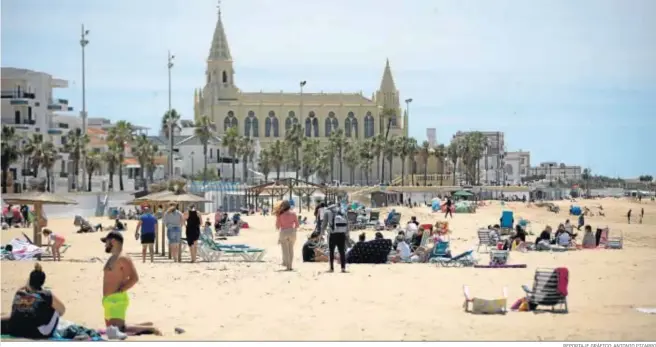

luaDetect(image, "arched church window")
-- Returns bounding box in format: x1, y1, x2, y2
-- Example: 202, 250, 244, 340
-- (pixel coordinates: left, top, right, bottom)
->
222, 71, 228, 84
265, 111, 280, 137
285, 111, 298, 135
245, 111, 259, 137
325, 112, 338, 136
345, 112, 358, 138
224, 111, 237, 131
305, 111, 316, 137
364, 112, 375, 138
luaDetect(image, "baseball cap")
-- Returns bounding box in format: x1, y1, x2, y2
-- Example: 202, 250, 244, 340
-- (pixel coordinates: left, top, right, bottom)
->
101, 231, 124, 244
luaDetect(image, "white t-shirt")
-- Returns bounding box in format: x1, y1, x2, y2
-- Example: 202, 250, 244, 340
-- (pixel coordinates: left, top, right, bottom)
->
406, 223, 418, 238
397, 241, 411, 259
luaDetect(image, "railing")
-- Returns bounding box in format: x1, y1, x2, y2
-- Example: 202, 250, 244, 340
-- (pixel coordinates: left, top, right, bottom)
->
2, 118, 36, 125
1, 91, 36, 99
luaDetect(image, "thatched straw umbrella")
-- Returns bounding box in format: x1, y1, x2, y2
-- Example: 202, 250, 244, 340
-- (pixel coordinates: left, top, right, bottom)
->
3, 192, 78, 246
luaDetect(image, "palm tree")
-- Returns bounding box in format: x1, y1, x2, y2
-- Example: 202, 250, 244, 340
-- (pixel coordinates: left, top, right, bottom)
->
237, 137, 254, 182
395, 136, 414, 187
40, 141, 59, 192
146, 146, 160, 184
107, 121, 134, 191
407, 138, 418, 186
418, 141, 431, 186
358, 139, 375, 185
316, 146, 332, 184
84, 152, 102, 192
194, 115, 214, 183
447, 137, 462, 185
284, 123, 303, 180
162, 109, 181, 178
1, 126, 20, 193
23, 133, 46, 178
432, 144, 447, 186
61, 128, 89, 191
258, 148, 272, 182
372, 134, 385, 183
269, 140, 285, 180
222, 126, 240, 181
383, 138, 396, 183
344, 141, 360, 184
463, 132, 486, 185
104, 141, 122, 191
301, 138, 320, 181
379, 108, 396, 181
328, 129, 346, 183
133, 134, 157, 189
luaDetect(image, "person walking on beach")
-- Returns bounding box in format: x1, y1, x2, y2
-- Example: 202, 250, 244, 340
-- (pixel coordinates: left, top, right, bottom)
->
314, 202, 326, 233
445, 198, 453, 218
163, 203, 183, 262
640, 208, 644, 224
135, 206, 157, 263
100, 231, 160, 339
627, 209, 632, 224
321, 203, 348, 273
275, 200, 299, 271
184, 205, 201, 263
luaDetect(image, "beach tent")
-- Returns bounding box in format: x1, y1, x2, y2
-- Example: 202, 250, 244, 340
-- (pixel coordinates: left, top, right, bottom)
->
431, 199, 441, 212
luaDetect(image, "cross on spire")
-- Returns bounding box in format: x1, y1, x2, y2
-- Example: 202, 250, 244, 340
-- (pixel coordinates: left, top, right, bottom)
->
217, 0, 222, 15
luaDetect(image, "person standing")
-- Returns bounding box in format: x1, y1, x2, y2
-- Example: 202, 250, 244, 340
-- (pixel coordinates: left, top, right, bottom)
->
184, 205, 201, 263
445, 198, 453, 218
640, 208, 644, 224
100, 231, 160, 338
135, 206, 157, 263
321, 203, 348, 273
275, 200, 299, 271
163, 203, 183, 262
627, 209, 632, 224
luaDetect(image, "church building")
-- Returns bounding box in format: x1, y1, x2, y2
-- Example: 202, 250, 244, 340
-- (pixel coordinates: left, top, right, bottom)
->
193, 6, 410, 183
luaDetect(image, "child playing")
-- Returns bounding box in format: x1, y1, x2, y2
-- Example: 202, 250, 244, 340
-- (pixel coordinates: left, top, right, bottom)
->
42, 229, 65, 261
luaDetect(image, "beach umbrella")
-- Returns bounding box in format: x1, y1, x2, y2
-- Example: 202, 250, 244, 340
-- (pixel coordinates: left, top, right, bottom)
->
126, 190, 178, 205
2, 192, 78, 246
453, 190, 474, 197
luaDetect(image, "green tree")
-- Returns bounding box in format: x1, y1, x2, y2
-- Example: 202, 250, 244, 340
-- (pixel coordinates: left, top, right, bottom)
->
194, 115, 214, 183
107, 121, 134, 191
222, 126, 240, 181
1, 126, 20, 193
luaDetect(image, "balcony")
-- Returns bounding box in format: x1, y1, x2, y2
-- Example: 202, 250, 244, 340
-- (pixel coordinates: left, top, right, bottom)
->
1, 90, 36, 99
47, 99, 73, 111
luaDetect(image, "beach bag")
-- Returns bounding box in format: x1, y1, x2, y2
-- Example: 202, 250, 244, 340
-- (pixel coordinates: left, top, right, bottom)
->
331, 210, 348, 233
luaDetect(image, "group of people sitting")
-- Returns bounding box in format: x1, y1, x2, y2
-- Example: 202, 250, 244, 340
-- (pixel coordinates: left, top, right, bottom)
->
212, 209, 242, 235
2, 204, 32, 229
535, 222, 605, 249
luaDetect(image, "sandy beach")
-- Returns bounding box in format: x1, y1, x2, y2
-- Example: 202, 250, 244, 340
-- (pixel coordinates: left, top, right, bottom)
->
2, 197, 656, 341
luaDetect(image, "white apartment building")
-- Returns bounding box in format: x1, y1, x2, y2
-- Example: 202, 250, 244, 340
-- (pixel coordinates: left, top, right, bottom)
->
504, 150, 531, 184
530, 162, 582, 182
1, 67, 73, 189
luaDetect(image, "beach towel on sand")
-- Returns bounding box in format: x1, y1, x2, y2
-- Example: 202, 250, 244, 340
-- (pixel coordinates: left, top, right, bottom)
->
556, 267, 569, 297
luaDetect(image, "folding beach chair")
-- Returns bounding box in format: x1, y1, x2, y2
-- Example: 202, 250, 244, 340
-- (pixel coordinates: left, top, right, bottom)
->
477, 229, 495, 253
522, 268, 569, 313
597, 227, 609, 248
427, 240, 450, 262
500, 210, 514, 235
606, 230, 623, 249
463, 286, 508, 314
433, 249, 477, 267
367, 211, 380, 228
199, 233, 266, 262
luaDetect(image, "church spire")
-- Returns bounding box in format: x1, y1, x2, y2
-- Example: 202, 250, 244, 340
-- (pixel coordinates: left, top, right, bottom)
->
208, 1, 232, 61
379, 58, 397, 91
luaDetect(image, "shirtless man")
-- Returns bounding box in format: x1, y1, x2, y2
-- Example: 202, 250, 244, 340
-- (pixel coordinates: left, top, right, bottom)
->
101, 231, 160, 339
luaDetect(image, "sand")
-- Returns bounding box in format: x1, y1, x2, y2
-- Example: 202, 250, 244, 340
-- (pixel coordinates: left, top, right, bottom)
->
2, 197, 656, 341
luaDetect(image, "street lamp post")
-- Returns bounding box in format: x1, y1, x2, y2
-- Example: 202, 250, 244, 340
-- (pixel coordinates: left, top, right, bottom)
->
299, 80, 306, 136
167, 51, 175, 179
404, 98, 413, 184
80, 25, 90, 191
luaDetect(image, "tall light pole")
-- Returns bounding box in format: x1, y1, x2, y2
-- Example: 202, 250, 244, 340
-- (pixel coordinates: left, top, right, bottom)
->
167, 51, 175, 179
80, 25, 90, 191
404, 98, 412, 184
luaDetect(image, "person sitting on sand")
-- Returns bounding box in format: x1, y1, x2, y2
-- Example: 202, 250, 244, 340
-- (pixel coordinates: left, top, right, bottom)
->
0, 263, 66, 339
489, 226, 501, 245
408, 216, 419, 227
114, 219, 126, 232
101, 231, 161, 339
302, 232, 329, 262
535, 226, 553, 246
582, 225, 596, 248
41, 229, 65, 262
390, 235, 412, 263
392, 231, 406, 250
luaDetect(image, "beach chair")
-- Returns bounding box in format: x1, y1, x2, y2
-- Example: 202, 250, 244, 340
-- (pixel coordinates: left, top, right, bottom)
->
22, 232, 71, 257
427, 241, 450, 262
199, 234, 266, 262
500, 210, 514, 235
386, 213, 401, 229
433, 249, 477, 267
606, 230, 623, 249
477, 229, 495, 253
597, 228, 609, 248
522, 268, 569, 313
367, 211, 380, 227
489, 250, 509, 265
463, 286, 508, 314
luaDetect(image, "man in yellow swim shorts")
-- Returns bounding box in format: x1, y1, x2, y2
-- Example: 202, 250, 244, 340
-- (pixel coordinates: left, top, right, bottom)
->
101, 231, 160, 339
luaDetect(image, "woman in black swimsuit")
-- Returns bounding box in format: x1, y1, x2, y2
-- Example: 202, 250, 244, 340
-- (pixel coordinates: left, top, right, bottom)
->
185, 205, 201, 263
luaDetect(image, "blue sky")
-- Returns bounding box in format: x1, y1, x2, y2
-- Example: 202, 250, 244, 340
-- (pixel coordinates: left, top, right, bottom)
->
2, 0, 655, 177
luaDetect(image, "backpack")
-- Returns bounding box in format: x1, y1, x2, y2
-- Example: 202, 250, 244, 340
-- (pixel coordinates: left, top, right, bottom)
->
330, 210, 348, 233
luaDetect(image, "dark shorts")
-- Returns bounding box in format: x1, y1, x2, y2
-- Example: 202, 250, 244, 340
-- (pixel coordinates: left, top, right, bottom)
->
141, 233, 155, 245
186, 230, 200, 246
